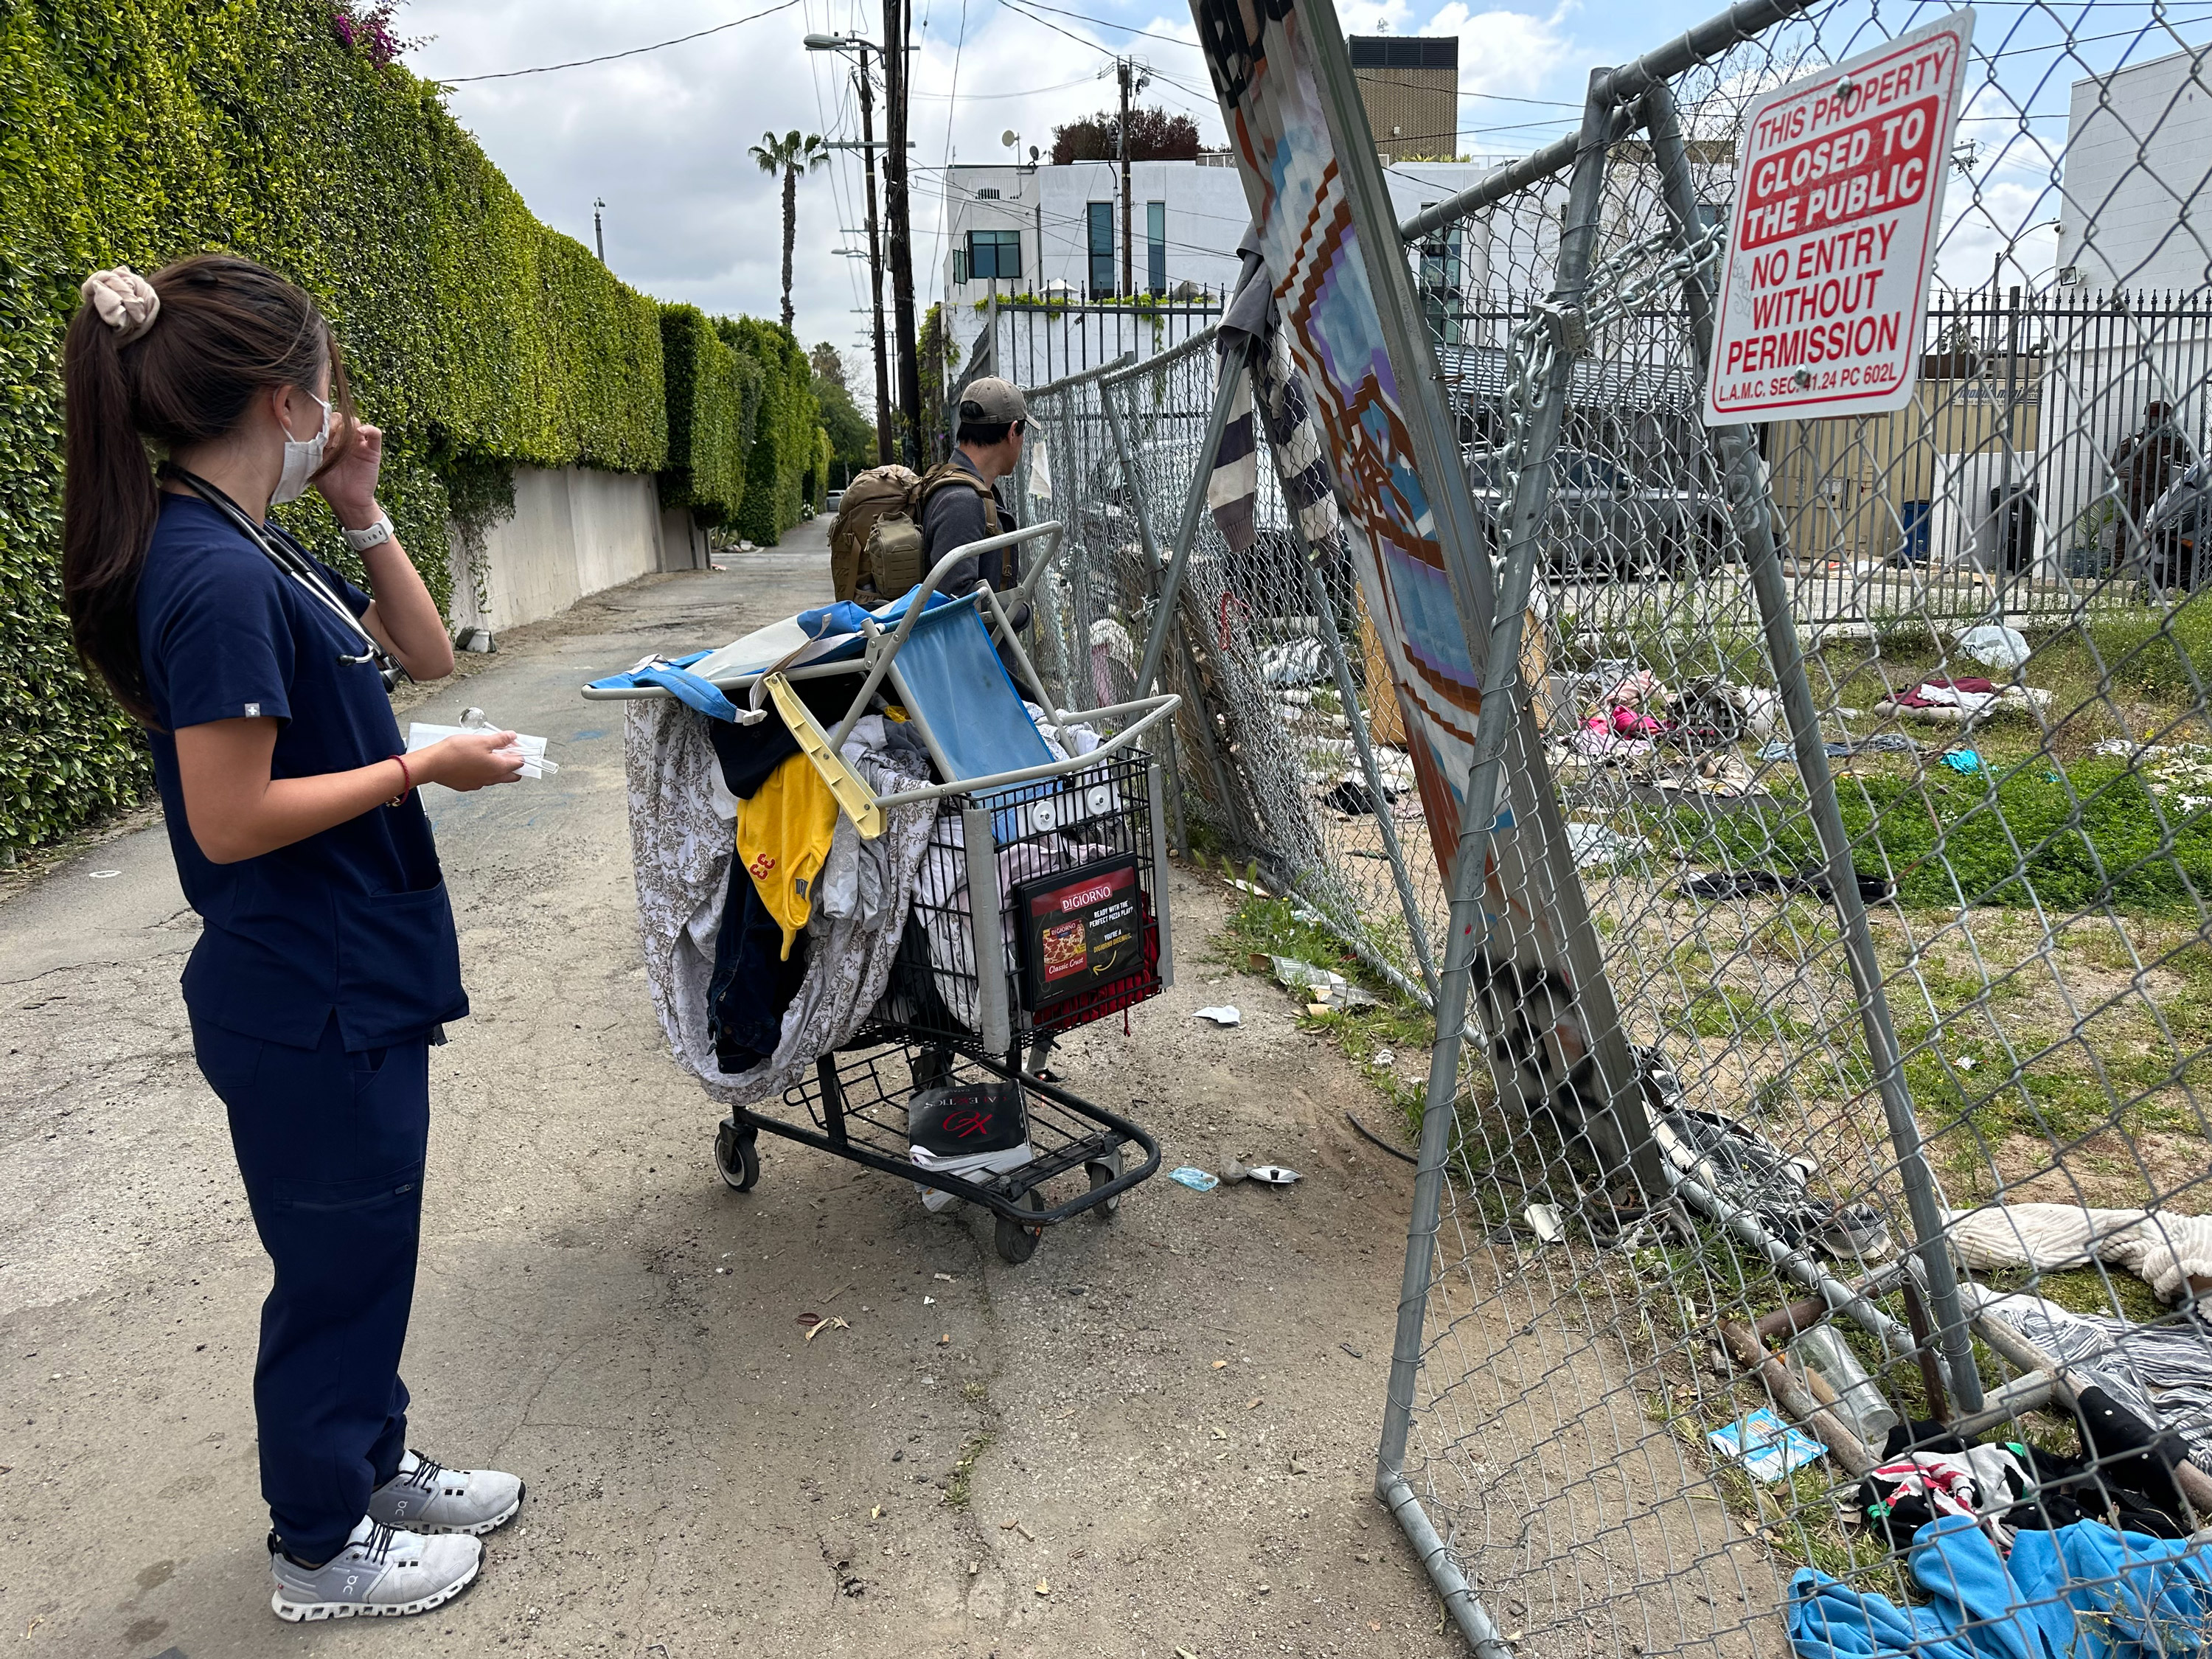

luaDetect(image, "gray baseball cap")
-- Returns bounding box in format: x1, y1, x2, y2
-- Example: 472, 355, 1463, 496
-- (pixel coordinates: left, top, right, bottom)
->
958, 376, 1029, 424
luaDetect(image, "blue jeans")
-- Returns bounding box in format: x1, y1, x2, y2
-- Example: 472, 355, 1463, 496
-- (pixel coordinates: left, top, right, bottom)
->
192, 1012, 428, 1562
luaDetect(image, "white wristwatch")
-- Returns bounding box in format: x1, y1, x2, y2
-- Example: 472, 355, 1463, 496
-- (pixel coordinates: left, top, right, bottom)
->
342, 513, 394, 552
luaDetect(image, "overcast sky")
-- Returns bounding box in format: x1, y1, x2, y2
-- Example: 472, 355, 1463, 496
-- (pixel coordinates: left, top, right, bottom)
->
400, 0, 1641, 370
399, 0, 2167, 382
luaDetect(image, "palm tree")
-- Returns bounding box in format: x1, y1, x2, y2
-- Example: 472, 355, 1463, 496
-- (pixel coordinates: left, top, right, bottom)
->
750, 130, 830, 331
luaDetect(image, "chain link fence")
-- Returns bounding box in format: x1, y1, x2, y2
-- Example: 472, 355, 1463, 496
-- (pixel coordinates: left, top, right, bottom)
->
1026, 0, 2212, 1652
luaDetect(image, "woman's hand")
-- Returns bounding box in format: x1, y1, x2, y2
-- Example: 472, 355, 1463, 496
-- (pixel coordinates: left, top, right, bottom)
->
417, 731, 526, 793
316, 417, 383, 529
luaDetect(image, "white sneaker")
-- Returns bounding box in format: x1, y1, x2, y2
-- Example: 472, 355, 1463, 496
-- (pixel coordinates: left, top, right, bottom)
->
268, 1516, 480, 1621
367, 1448, 525, 1536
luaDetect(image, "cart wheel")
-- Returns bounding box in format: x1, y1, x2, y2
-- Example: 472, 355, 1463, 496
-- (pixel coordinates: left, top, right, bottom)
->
994, 1189, 1046, 1265
714, 1121, 760, 1192
1085, 1151, 1124, 1217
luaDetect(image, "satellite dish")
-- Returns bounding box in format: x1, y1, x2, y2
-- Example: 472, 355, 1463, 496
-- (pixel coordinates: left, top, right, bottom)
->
1029, 145, 1040, 162
1002, 129, 1018, 147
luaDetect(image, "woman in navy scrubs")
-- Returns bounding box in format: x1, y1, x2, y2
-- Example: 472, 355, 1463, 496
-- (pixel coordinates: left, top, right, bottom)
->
62, 257, 525, 1622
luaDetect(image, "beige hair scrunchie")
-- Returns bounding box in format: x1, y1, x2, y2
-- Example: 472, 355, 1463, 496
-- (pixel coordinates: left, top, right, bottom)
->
80, 266, 161, 346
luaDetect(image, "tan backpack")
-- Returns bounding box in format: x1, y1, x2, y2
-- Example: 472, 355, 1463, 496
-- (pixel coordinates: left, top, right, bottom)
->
827, 465, 918, 602
849, 462, 1004, 605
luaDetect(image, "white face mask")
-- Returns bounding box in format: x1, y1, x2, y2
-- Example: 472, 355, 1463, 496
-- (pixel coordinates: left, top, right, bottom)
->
270, 389, 333, 505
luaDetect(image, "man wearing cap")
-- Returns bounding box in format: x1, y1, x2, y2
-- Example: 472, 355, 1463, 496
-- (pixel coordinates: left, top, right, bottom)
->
919, 377, 1032, 653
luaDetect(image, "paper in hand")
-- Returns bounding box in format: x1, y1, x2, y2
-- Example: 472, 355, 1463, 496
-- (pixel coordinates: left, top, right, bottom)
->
406, 715, 558, 781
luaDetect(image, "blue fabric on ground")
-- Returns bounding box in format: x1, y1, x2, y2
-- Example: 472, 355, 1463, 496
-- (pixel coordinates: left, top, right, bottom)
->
1787, 1515, 2212, 1659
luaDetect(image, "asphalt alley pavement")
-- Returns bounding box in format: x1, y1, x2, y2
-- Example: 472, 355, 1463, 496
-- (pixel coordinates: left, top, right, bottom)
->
0, 518, 1458, 1658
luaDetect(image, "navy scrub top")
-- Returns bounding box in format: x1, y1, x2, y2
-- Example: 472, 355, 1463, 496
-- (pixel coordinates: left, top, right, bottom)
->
138, 493, 467, 1052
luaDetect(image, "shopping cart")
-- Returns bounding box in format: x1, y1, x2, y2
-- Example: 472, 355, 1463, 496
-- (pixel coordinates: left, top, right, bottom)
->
584, 522, 1176, 1262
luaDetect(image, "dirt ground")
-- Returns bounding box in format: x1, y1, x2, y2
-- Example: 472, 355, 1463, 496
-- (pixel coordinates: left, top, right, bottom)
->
0, 521, 1469, 1658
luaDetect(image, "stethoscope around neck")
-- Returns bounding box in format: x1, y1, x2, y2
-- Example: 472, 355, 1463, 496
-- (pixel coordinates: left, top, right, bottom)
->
163, 465, 406, 692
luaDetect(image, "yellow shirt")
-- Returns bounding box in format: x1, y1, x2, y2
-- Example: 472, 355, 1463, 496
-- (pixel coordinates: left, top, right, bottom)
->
737, 753, 838, 959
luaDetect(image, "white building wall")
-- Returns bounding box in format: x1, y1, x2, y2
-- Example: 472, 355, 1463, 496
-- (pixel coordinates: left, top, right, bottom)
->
2058, 49, 2212, 294
445, 466, 672, 638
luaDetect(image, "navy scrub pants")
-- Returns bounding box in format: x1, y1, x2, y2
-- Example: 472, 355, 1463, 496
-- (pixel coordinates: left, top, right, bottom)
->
191, 1011, 430, 1562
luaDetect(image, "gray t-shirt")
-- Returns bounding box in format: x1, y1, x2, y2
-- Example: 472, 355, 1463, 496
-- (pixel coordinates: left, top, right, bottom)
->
919, 451, 1030, 634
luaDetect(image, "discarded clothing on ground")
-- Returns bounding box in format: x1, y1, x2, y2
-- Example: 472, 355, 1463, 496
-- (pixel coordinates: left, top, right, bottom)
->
1961, 1284, 2212, 1475
1676, 866, 1894, 905
1636, 1046, 1892, 1259
1633, 749, 1760, 799
1857, 1409, 2193, 1554
1756, 733, 1921, 763
1666, 678, 1781, 749
1879, 676, 2052, 725
1945, 1203, 2212, 1307
626, 695, 936, 1110
1786, 1512, 2212, 1659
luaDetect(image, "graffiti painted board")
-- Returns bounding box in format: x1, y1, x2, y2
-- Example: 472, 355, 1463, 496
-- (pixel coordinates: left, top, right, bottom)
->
1705, 8, 1976, 422
1189, 0, 1654, 1181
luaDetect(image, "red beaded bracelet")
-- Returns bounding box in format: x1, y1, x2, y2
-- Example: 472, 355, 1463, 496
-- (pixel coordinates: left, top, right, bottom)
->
386, 752, 412, 807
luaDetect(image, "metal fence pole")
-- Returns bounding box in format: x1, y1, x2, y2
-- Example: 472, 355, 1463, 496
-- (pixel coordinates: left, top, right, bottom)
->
1369, 74, 1624, 1659
1132, 335, 1253, 698
1101, 374, 1193, 855
1296, 535, 1442, 998
1641, 78, 1986, 1413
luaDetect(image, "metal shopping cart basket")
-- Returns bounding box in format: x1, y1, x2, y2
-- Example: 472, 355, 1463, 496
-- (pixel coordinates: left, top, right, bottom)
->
583, 521, 1175, 1262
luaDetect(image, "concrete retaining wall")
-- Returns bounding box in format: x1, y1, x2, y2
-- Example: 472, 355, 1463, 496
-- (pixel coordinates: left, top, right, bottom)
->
448, 466, 698, 636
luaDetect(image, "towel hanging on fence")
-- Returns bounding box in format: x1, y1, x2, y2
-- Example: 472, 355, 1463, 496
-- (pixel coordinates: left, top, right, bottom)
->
1206, 220, 1343, 557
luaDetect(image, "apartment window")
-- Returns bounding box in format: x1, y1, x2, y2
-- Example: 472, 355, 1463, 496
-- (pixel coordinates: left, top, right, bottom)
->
953, 247, 968, 285
1087, 201, 1115, 295
1147, 201, 1166, 295
967, 229, 1020, 283
1416, 215, 1462, 346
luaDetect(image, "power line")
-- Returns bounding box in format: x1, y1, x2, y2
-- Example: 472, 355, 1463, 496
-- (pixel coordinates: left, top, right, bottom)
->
439, 0, 804, 82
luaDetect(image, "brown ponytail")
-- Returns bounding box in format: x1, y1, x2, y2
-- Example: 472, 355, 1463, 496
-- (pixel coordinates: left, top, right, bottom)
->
62, 254, 358, 724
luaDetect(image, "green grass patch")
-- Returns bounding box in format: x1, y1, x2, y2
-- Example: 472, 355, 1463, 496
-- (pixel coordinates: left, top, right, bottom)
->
1642, 760, 2212, 916
945, 1433, 992, 1509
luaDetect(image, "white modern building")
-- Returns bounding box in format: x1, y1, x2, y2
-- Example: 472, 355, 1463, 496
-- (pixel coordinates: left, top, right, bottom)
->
2056, 46, 2212, 295
936, 156, 1539, 379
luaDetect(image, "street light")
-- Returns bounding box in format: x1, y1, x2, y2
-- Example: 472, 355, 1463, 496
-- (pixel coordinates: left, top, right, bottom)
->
807, 31, 901, 465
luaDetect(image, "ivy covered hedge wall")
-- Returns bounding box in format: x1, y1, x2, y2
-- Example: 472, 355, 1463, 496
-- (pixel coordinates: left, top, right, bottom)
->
659, 303, 775, 528
722, 319, 822, 547
1, 0, 844, 858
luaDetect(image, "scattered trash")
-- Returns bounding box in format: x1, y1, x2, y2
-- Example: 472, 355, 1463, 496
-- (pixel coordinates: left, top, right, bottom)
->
1940, 748, 1983, 775
1784, 1325, 1900, 1446
1338, 1343, 1363, 1359
1523, 1203, 1564, 1243
1879, 677, 2051, 725
1245, 1165, 1301, 1186
1676, 867, 1893, 905
1372, 1048, 1394, 1068
89, 869, 119, 880
922, 1295, 936, 1306
1260, 637, 1327, 686
1957, 1054, 1977, 1071
1707, 1407, 1826, 1482
933, 1272, 955, 1282
803, 1316, 848, 1341
1253, 954, 1384, 1010
1169, 1166, 1220, 1192
1756, 733, 1918, 762
1034, 1579, 1051, 1597
1194, 1006, 1242, 1027
1957, 623, 2031, 671
1565, 821, 1651, 870
1211, 1359, 1228, 1369
1224, 877, 1274, 899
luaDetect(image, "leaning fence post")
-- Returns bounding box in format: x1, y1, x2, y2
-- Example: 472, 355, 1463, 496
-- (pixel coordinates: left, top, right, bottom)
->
1131, 331, 1253, 700
1641, 77, 1986, 1414
1295, 526, 1442, 999
1100, 375, 1193, 855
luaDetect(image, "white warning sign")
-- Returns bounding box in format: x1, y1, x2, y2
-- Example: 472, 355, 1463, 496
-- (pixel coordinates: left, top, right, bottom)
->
1703, 9, 1975, 425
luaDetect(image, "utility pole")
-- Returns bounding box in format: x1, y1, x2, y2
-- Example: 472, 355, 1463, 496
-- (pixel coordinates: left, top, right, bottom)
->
594, 197, 607, 263
1117, 58, 1133, 299
854, 60, 893, 465
883, 0, 922, 467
